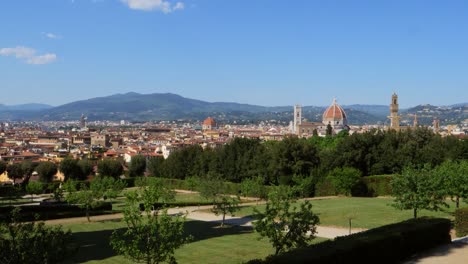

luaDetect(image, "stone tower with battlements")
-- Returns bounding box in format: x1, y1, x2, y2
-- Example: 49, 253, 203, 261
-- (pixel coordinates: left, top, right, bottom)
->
388, 93, 400, 130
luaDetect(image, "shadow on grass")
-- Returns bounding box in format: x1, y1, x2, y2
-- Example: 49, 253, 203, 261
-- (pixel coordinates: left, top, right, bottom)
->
64, 219, 254, 263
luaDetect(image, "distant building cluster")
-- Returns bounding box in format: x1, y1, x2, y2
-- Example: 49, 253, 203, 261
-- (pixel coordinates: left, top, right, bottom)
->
0, 93, 466, 184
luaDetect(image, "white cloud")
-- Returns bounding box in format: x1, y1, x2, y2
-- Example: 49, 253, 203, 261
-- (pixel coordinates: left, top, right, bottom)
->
0, 46, 57, 65
44, 33, 61, 39
121, 0, 184, 13
0, 46, 35, 59
173, 2, 184, 10
26, 54, 57, 65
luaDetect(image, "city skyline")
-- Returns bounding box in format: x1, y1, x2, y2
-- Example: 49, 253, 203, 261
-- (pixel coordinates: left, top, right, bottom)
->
1, 0, 468, 107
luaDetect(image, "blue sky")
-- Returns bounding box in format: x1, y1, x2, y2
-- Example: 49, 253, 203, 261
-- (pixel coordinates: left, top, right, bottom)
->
1, 0, 467, 107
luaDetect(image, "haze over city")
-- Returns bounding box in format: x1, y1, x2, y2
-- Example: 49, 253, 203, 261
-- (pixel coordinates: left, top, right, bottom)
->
1, 0, 468, 107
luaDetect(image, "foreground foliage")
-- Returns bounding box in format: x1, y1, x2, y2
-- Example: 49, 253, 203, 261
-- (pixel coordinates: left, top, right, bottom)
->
110, 178, 190, 264
391, 166, 447, 218
254, 187, 319, 255
0, 208, 74, 264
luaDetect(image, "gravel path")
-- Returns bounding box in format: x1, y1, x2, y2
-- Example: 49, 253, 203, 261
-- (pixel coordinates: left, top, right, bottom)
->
45, 198, 365, 239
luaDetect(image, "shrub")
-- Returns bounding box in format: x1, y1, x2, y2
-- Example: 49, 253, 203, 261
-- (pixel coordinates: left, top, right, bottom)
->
247, 217, 451, 264
314, 178, 336, 197
455, 207, 468, 237
362, 175, 394, 197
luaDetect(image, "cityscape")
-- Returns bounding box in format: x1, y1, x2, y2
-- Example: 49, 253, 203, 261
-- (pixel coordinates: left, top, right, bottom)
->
1, 1, 467, 264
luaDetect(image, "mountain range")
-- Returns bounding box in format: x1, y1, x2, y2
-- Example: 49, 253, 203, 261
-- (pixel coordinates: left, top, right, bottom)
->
0, 92, 466, 125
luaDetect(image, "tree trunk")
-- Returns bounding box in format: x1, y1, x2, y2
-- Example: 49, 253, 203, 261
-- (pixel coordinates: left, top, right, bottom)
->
86, 209, 91, 222
456, 197, 460, 209
413, 208, 417, 219
349, 218, 352, 235
221, 212, 225, 227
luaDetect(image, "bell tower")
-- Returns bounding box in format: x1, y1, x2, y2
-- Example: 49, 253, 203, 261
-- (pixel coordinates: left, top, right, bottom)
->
388, 93, 400, 130
293, 104, 302, 134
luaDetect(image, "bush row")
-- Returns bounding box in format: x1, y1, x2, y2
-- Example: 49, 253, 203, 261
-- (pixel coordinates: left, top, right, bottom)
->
247, 217, 451, 264
455, 207, 468, 237
0, 202, 112, 221
314, 174, 393, 197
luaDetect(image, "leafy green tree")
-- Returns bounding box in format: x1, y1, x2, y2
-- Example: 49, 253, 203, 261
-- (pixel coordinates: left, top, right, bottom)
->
435, 160, 468, 208
200, 175, 241, 227
25, 181, 43, 202
60, 157, 83, 181
21, 160, 36, 184
64, 177, 125, 222
326, 124, 333, 136
185, 176, 200, 191
6, 163, 23, 184
327, 167, 362, 196
147, 156, 164, 178
78, 159, 94, 178
129, 155, 147, 177
35, 162, 58, 183
241, 177, 266, 202
292, 175, 315, 198
0, 160, 6, 175
254, 189, 320, 255
110, 179, 188, 264
97, 159, 123, 179
391, 165, 447, 218
0, 208, 74, 264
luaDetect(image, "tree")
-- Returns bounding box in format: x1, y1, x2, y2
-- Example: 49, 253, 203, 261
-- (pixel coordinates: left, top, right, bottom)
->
254, 189, 320, 255
200, 175, 241, 227
36, 162, 58, 183
435, 160, 468, 208
6, 163, 23, 184
78, 159, 94, 179
241, 177, 266, 202
0, 208, 74, 264
0, 160, 6, 175
60, 157, 84, 181
110, 179, 189, 264
391, 165, 447, 218
147, 156, 164, 178
25, 181, 43, 202
129, 155, 147, 177
327, 167, 362, 196
292, 175, 315, 198
21, 160, 36, 185
64, 177, 125, 222
326, 124, 333, 136
97, 159, 123, 179
185, 176, 200, 191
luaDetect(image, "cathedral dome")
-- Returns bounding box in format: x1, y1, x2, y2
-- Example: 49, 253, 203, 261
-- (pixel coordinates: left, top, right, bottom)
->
202, 117, 217, 130
322, 98, 347, 126
203, 117, 216, 126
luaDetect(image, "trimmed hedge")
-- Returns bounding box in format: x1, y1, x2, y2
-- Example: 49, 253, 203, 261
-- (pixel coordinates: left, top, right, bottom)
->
0, 202, 112, 221
362, 175, 394, 197
455, 207, 468, 237
139, 201, 214, 211
247, 217, 451, 264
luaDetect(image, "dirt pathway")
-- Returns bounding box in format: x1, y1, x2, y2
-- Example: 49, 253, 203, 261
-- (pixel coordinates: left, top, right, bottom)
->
45, 196, 362, 239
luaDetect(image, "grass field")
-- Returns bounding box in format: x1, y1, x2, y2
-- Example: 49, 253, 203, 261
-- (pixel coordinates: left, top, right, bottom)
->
234, 197, 458, 229
61, 219, 327, 264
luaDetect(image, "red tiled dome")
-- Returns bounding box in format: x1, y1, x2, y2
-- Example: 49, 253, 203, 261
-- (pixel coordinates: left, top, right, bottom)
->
322, 98, 347, 123
203, 117, 216, 126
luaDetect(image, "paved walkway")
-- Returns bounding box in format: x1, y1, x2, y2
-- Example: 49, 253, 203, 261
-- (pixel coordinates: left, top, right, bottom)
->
403, 237, 468, 264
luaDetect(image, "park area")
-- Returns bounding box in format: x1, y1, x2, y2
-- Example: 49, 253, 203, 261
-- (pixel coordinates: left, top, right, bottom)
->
37, 195, 456, 263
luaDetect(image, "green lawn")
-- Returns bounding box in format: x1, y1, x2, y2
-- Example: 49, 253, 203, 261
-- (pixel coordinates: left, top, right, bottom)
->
235, 197, 458, 229
61, 219, 327, 264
